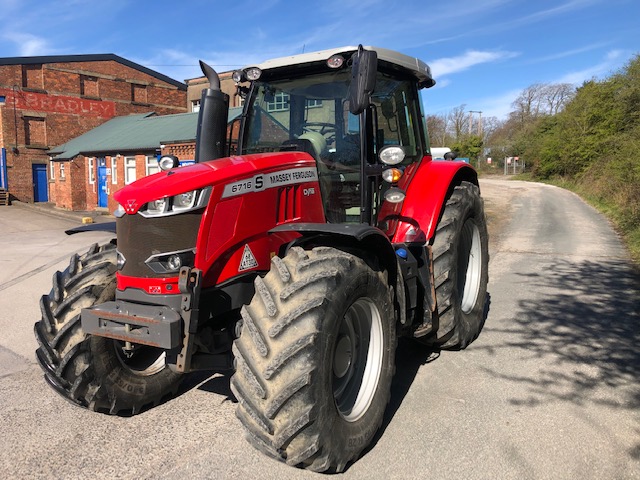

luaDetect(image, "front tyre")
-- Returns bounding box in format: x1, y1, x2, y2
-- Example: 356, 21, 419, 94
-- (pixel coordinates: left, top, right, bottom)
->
428, 181, 489, 349
34, 243, 182, 415
231, 246, 396, 473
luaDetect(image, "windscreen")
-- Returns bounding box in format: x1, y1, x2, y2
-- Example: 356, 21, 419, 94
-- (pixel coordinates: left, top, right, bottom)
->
240, 69, 423, 223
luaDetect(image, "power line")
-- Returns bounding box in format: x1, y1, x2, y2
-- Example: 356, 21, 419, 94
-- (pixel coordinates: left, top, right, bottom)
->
144, 64, 245, 67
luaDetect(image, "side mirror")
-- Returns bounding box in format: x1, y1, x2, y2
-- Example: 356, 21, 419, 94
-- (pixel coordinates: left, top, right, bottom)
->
381, 98, 394, 119
348, 46, 377, 115
444, 151, 458, 161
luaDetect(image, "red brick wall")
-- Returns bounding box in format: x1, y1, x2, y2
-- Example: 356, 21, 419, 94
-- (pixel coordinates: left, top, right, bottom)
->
161, 142, 196, 161
49, 159, 88, 210
57, 150, 206, 213
0, 59, 187, 203
69, 153, 161, 213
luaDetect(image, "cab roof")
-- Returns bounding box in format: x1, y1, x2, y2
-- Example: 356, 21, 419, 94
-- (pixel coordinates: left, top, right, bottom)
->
251, 46, 435, 88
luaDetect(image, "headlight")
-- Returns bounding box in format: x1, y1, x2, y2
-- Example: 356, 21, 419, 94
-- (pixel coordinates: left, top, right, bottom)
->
116, 250, 126, 270
327, 54, 345, 69
384, 187, 406, 203
172, 191, 197, 211
245, 67, 262, 81
139, 187, 211, 218
113, 203, 126, 218
145, 249, 195, 274
158, 155, 179, 171
147, 197, 168, 215
232, 70, 245, 83
379, 146, 405, 165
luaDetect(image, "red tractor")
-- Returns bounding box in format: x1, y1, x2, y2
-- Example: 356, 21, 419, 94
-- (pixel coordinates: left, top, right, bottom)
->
35, 46, 489, 473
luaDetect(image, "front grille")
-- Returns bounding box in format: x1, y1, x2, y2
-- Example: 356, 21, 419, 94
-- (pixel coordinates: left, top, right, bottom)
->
117, 211, 202, 278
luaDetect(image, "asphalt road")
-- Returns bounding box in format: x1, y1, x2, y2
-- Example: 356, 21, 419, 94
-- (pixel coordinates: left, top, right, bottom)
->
0, 179, 638, 479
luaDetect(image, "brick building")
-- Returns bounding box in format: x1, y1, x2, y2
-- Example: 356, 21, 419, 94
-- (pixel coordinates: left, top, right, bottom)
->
48, 108, 242, 213
186, 71, 244, 113
0, 54, 187, 204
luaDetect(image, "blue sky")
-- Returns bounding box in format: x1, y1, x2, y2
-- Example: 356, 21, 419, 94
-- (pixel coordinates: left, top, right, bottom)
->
1, 0, 638, 120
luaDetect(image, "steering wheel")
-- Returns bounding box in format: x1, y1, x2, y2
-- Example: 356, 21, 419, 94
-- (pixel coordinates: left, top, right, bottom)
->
302, 122, 336, 146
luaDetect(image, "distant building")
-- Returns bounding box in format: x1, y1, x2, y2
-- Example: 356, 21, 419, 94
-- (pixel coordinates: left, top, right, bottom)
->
186, 71, 245, 113
48, 112, 197, 212
0, 54, 187, 204
48, 107, 242, 213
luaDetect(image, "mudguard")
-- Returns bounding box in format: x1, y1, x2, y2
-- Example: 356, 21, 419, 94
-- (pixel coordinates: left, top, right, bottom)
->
65, 222, 116, 235
392, 159, 478, 244
270, 222, 399, 291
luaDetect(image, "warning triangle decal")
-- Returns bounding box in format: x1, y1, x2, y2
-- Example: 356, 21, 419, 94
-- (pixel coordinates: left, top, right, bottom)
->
239, 244, 259, 271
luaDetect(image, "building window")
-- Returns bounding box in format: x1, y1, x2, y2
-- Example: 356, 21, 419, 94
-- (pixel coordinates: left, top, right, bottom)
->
191, 99, 200, 112
111, 157, 118, 184
22, 64, 43, 89
145, 155, 160, 176
60, 162, 66, 179
266, 92, 289, 112
80, 75, 99, 97
24, 117, 46, 146
131, 83, 148, 103
265, 93, 321, 112
88, 157, 95, 184
49, 161, 55, 180
125, 156, 136, 184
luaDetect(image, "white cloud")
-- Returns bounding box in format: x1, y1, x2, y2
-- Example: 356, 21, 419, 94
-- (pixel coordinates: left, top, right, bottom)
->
525, 42, 612, 64
474, 89, 523, 119
2, 32, 54, 56
554, 49, 628, 84
430, 50, 519, 77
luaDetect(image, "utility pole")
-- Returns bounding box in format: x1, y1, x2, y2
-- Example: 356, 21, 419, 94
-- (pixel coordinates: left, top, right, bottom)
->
468, 110, 483, 169
469, 110, 482, 136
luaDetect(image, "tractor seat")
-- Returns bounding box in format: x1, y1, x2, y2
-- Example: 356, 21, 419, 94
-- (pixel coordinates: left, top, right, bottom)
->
280, 131, 327, 161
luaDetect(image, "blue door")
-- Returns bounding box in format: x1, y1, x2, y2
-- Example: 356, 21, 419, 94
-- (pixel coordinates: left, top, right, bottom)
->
32, 164, 48, 202
98, 164, 108, 207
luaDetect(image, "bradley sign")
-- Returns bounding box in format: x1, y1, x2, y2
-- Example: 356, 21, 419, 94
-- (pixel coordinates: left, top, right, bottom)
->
0, 88, 116, 118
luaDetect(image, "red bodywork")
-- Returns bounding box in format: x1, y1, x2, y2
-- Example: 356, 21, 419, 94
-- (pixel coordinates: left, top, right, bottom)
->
113, 152, 326, 293
380, 156, 478, 244
394, 157, 478, 243
113, 152, 476, 296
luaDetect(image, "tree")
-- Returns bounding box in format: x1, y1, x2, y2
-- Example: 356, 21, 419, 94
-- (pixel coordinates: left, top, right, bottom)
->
448, 104, 469, 139
510, 83, 576, 124
450, 135, 483, 160
426, 114, 448, 146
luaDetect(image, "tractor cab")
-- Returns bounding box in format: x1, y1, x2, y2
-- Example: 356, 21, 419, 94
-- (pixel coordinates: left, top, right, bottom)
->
231, 46, 436, 225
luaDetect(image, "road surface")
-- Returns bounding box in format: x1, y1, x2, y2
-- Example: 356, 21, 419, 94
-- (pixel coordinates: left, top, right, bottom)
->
0, 179, 638, 479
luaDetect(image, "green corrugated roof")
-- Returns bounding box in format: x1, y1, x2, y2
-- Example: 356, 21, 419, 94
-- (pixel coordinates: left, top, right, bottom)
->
49, 107, 243, 160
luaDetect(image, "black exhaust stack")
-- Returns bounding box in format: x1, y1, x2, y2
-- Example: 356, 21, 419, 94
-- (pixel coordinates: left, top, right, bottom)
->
195, 60, 229, 163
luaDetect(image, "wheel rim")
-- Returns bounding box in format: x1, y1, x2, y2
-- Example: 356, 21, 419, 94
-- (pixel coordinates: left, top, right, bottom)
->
332, 298, 384, 422
458, 218, 482, 314
112, 341, 167, 376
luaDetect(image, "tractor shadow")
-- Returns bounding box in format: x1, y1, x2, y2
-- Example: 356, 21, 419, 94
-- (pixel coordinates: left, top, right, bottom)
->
474, 257, 640, 460
181, 370, 234, 400
354, 338, 441, 468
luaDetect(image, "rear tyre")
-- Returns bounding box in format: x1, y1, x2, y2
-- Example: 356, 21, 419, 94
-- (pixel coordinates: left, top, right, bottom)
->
34, 243, 182, 415
231, 246, 396, 473
426, 181, 489, 349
